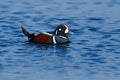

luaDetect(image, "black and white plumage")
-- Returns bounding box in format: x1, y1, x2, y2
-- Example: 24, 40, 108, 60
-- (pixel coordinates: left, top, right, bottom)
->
21, 24, 72, 44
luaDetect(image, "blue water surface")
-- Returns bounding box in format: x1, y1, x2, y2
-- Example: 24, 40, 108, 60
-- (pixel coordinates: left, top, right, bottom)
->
0, 0, 120, 80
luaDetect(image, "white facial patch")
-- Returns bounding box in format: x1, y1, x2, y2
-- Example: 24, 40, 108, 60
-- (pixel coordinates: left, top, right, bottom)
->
64, 25, 69, 33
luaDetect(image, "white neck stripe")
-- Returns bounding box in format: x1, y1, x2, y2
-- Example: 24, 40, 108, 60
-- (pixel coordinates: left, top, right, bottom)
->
55, 30, 58, 35
53, 36, 56, 44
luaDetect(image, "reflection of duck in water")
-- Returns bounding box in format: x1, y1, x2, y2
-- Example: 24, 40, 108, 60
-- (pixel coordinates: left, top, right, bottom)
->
21, 24, 72, 44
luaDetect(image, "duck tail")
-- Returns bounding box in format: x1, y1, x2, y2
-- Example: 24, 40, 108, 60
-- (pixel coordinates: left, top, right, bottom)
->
21, 26, 35, 41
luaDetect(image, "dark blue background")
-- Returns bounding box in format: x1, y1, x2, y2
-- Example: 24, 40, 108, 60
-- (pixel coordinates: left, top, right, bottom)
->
0, 0, 120, 80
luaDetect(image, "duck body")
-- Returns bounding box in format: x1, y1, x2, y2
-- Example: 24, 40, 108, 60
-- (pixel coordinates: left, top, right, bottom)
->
21, 24, 70, 44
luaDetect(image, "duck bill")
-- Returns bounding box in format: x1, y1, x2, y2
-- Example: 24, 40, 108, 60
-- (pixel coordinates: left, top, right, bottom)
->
68, 30, 74, 34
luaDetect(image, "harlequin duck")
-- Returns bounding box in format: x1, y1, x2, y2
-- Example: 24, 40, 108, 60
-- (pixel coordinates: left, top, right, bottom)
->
21, 24, 72, 44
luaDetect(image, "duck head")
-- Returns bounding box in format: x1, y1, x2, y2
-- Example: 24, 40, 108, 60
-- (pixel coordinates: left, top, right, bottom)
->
54, 24, 71, 36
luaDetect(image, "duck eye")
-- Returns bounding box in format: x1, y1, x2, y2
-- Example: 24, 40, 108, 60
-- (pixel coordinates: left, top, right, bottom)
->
59, 28, 62, 31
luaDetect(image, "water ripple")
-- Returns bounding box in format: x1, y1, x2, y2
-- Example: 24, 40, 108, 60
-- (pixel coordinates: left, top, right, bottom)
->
86, 17, 104, 21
